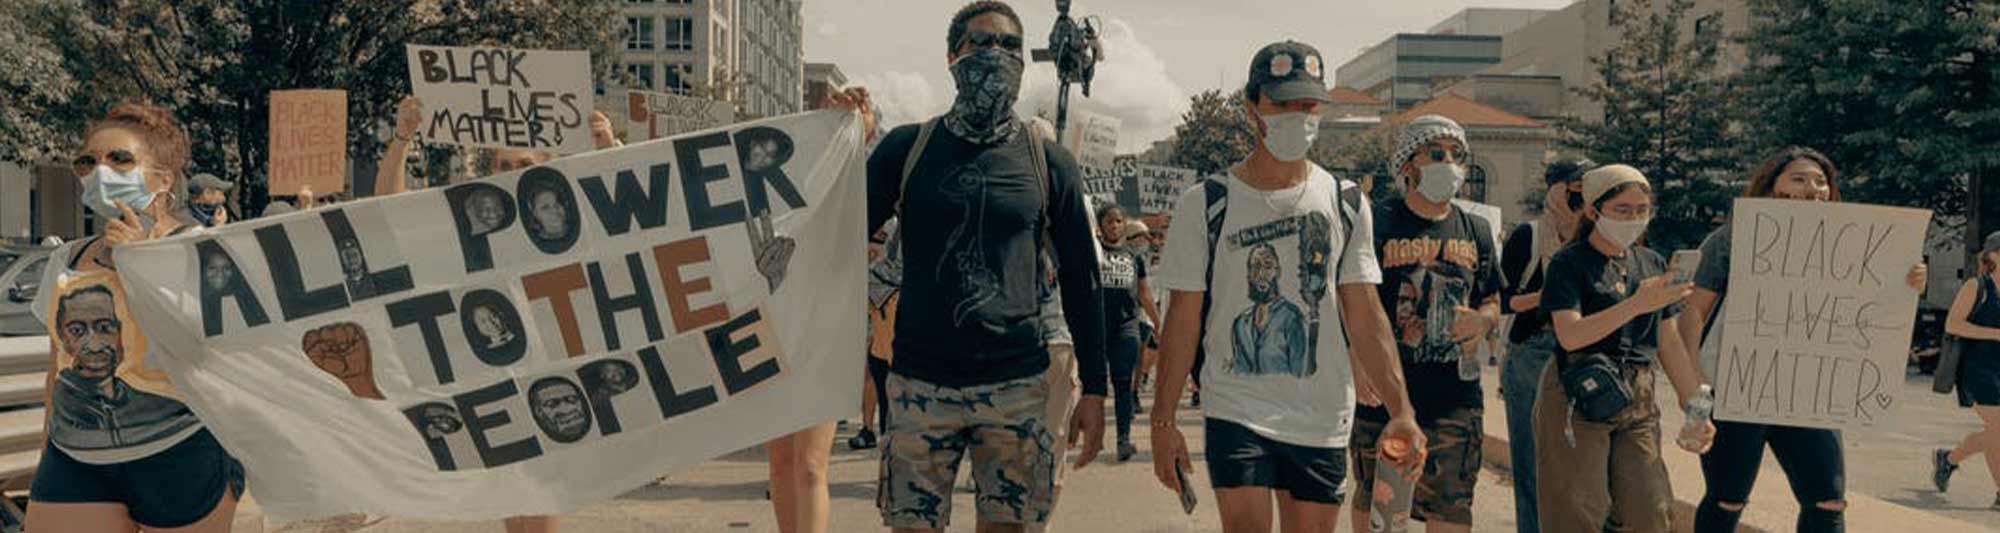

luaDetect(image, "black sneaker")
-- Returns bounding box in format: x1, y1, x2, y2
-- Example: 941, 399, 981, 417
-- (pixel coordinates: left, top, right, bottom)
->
1190, 390, 1201, 408
1991, 493, 2000, 511
848, 428, 878, 450
1934, 448, 1959, 492
1117, 441, 1137, 462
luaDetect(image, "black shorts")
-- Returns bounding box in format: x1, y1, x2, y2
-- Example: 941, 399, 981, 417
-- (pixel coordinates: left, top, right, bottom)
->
1204, 418, 1348, 504
31, 429, 246, 528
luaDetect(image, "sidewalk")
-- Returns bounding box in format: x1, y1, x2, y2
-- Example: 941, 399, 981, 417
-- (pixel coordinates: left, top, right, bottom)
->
1477, 367, 1991, 533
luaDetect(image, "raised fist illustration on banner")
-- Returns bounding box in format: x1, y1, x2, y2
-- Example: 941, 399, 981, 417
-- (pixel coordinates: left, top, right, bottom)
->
748, 210, 797, 293
303, 322, 384, 400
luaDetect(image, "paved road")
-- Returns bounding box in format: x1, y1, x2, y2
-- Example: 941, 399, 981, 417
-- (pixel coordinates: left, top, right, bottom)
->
247, 370, 1997, 532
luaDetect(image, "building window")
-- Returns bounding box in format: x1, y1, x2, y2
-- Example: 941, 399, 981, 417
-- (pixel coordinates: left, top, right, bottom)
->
627, 63, 656, 90
1461, 165, 1489, 203
665, 17, 694, 51
1695, 13, 1723, 39
626, 17, 655, 51
664, 64, 692, 94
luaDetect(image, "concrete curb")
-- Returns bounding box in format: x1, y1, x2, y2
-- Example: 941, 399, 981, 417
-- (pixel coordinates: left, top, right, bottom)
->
1476, 367, 1986, 533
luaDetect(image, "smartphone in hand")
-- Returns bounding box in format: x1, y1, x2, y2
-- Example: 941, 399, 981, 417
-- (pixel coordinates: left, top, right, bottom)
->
1174, 460, 1198, 514
1670, 250, 1702, 284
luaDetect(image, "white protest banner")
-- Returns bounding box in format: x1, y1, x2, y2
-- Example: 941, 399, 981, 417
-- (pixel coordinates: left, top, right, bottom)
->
112, 111, 868, 522
268, 90, 349, 195
1712, 199, 1930, 430
1064, 110, 1120, 171
407, 45, 595, 154
1451, 199, 1504, 259
1082, 155, 1140, 214
1136, 164, 1197, 215
624, 89, 735, 141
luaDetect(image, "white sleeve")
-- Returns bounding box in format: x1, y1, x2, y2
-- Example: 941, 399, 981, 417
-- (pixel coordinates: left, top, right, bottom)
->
1154, 185, 1211, 292
1336, 193, 1382, 286
28, 242, 72, 330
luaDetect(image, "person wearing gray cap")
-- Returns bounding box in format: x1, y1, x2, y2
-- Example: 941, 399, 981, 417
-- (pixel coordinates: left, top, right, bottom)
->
1494, 155, 1595, 533
1148, 39, 1427, 533
185, 173, 233, 227
1678, 147, 1929, 531
1935, 230, 2000, 509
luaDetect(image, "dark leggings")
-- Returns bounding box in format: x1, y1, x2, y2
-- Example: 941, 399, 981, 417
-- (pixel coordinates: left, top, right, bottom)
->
1694, 420, 1845, 533
867, 357, 890, 434
1109, 331, 1141, 442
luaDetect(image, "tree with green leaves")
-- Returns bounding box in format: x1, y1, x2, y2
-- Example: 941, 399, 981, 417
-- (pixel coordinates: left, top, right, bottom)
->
1734, 0, 1998, 243
1559, 0, 1742, 251
0, 0, 622, 212
1165, 89, 1254, 176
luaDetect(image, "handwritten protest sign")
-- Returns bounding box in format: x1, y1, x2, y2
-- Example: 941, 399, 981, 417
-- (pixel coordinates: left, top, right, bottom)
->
268, 90, 349, 195
1065, 110, 1121, 171
1137, 164, 1197, 215
625, 89, 734, 141
406, 45, 595, 154
112, 111, 868, 522
1711, 199, 1929, 430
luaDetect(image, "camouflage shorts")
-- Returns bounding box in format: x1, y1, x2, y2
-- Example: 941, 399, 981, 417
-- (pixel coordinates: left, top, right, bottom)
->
877, 373, 1057, 529
1349, 406, 1483, 525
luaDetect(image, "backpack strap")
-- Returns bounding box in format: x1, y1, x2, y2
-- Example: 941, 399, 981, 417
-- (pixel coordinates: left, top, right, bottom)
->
1520, 220, 1545, 289
896, 118, 940, 217
1195, 178, 1231, 369
66, 236, 101, 269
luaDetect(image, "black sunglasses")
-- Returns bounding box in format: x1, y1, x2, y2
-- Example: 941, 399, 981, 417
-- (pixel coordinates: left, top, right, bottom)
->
71, 150, 137, 177
1427, 146, 1467, 164
959, 31, 1024, 53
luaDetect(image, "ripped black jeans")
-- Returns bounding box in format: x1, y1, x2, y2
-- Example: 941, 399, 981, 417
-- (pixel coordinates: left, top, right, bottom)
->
1694, 420, 1845, 533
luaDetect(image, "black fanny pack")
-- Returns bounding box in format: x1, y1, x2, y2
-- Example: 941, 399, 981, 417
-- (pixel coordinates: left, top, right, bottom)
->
1559, 353, 1633, 422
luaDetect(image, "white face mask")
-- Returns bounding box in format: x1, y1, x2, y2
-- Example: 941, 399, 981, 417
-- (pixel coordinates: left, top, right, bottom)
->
1597, 216, 1652, 249
1257, 111, 1319, 162
1416, 163, 1466, 203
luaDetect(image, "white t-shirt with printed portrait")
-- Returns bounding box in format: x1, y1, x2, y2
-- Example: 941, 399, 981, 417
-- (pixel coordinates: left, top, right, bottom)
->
1156, 165, 1381, 448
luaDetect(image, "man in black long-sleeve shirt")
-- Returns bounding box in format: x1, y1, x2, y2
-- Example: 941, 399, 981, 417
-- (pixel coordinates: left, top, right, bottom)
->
854, 3, 1108, 532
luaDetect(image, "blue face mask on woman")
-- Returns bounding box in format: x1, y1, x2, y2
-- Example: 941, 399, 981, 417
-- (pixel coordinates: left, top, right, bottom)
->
79, 165, 156, 219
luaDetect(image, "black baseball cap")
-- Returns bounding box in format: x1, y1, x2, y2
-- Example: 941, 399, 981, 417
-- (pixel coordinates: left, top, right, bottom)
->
1545, 157, 1597, 185
1248, 41, 1332, 104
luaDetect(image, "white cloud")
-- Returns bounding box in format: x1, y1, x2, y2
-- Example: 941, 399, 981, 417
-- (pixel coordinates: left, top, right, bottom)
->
851, 70, 944, 130
1016, 18, 1190, 154
814, 21, 839, 38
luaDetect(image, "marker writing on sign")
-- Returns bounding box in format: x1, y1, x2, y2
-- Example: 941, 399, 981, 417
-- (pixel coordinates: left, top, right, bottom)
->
415, 47, 586, 150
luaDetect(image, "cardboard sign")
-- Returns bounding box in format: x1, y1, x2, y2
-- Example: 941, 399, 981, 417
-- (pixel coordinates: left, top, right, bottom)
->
1136, 163, 1197, 215
624, 90, 734, 141
406, 45, 595, 154
112, 111, 869, 522
1065, 111, 1121, 171
1711, 199, 1930, 430
268, 90, 349, 195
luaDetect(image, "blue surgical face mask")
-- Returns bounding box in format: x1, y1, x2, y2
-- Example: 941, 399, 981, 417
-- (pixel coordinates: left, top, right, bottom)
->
79, 165, 156, 219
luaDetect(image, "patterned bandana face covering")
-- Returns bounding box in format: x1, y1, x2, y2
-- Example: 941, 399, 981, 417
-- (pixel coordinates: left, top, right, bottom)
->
943, 48, 1024, 145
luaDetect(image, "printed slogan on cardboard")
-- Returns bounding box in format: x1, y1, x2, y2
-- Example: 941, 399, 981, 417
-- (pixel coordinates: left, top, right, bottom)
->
1712, 199, 1930, 430
112, 111, 868, 522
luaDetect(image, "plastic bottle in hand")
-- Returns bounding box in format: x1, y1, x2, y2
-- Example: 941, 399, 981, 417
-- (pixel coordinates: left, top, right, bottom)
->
1370, 437, 1416, 532
1678, 384, 1714, 451
1457, 350, 1481, 381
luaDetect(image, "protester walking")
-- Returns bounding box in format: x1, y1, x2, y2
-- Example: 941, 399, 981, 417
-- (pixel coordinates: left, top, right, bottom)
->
24, 101, 244, 533
1934, 230, 2000, 510
1680, 147, 1929, 531
1148, 40, 1429, 533
840, 3, 1111, 531
1348, 115, 1502, 533
1494, 156, 1595, 533
1095, 204, 1162, 462
1533, 165, 1712, 533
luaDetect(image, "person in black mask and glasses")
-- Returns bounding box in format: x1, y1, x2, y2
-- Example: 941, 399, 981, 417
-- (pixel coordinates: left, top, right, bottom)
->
835, 2, 1110, 532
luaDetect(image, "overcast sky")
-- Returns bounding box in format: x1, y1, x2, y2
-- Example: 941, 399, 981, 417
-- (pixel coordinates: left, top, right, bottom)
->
802, 0, 1578, 152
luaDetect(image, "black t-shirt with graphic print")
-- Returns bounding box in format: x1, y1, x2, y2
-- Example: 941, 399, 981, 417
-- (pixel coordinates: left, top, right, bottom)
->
1100, 246, 1150, 338
1541, 240, 1680, 364
866, 122, 1110, 395
1356, 197, 1501, 423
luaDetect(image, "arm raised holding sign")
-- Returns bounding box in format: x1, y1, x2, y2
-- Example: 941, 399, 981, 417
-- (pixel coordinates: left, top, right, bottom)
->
374, 96, 423, 197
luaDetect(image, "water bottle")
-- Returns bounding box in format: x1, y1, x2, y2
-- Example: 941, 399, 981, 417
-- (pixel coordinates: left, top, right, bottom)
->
1369, 437, 1416, 533
1678, 385, 1714, 451
1457, 349, 1481, 381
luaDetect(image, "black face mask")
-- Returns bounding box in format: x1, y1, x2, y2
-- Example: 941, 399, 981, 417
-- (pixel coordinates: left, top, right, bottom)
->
189, 201, 224, 227
942, 48, 1024, 145
1566, 190, 1585, 212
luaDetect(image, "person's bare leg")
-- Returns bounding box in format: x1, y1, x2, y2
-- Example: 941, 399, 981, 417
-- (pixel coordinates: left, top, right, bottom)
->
1273, 491, 1338, 533
23, 502, 137, 533
861, 375, 879, 432
151, 487, 241, 533
1214, 487, 1275, 533
1976, 406, 2000, 485
767, 422, 836, 533
501, 515, 557, 533
1349, 500, 1370, 533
